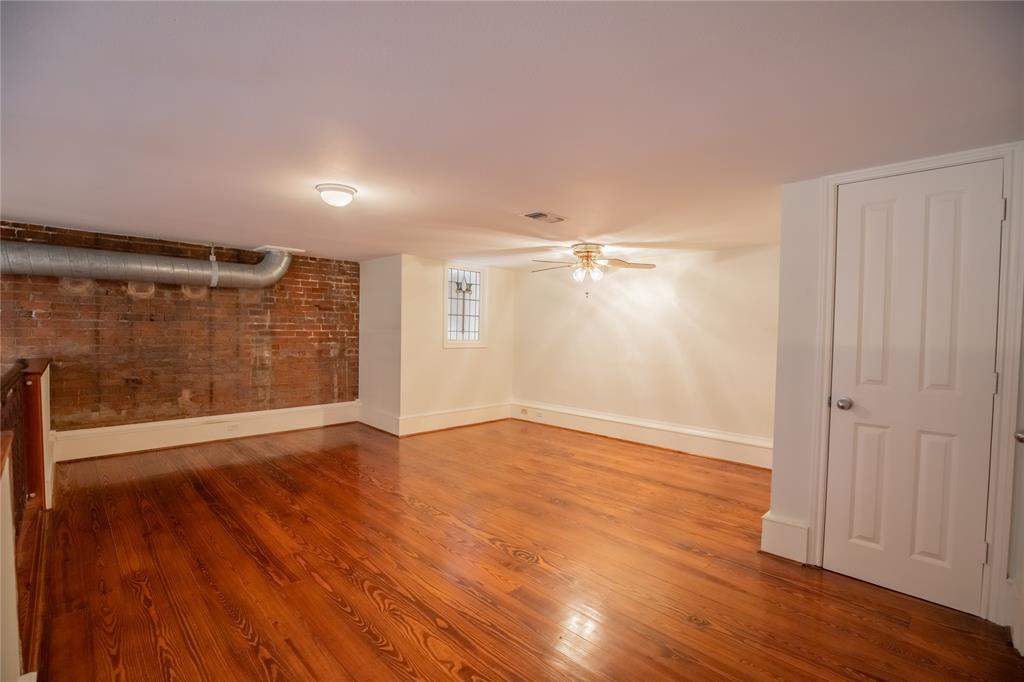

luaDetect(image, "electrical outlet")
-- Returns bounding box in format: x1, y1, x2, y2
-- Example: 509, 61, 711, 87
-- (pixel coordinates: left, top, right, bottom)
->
520, 408, 528, 415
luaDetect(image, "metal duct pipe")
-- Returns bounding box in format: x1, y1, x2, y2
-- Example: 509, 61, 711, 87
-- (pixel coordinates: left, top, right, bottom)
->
0, 241, 292, 289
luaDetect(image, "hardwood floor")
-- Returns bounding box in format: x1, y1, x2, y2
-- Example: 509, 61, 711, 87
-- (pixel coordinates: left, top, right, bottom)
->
43, 420, 1023, 681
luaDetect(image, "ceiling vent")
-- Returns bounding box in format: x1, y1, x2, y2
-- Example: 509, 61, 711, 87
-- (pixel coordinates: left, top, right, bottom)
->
521, 211, 566, 224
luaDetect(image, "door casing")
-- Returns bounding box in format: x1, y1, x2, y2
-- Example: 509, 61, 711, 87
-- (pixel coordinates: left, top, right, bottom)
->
805, 141, 1024, 625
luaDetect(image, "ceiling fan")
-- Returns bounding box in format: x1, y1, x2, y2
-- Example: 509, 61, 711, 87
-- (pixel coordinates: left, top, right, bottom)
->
532, 243, 655, 282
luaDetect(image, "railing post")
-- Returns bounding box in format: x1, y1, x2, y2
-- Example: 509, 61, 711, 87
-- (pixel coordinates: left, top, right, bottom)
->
20, 360, 48, 502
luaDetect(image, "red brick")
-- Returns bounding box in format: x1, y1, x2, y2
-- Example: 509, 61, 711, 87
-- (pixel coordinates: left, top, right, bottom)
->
1, 221, 359, 430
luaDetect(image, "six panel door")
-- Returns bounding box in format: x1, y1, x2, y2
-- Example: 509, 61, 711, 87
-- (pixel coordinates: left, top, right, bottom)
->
823, 159, 1004, 614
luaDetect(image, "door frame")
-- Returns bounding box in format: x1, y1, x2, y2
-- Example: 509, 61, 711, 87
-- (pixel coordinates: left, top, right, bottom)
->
805, 141, 1024, 622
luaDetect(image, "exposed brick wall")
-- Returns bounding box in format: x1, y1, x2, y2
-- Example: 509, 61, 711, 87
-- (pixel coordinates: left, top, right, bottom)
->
1, 221, 359, 430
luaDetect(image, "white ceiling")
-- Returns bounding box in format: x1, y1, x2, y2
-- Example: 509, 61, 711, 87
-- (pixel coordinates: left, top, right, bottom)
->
2, 2, 1022, 265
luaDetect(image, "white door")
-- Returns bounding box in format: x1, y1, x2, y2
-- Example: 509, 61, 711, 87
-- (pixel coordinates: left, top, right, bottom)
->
823, 159, 1005, 614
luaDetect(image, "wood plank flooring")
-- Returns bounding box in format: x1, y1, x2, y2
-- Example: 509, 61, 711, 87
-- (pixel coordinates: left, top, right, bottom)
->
43, 420, 1023, 680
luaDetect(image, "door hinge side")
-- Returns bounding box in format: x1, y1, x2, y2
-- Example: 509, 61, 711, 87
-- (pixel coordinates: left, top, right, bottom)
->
1003, 196, 1009, 222
993, 372, 1000, 395
983, 541, 990, 565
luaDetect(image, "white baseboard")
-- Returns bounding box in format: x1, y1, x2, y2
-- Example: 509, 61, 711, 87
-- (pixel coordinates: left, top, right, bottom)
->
51, 400, 361, 462
400, 403, 511, 436
1011, 578, 1024, 653
760, 511, 810, 563
358, 404, 401, 435
49, 400, 513, 460
986, 575, 1017, 627
511, 400, 773, 468
49, 398, 772, 474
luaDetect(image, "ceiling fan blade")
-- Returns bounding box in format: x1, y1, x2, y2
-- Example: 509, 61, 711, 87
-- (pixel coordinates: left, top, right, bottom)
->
531, 259, 577, 264
531, 264, 574, 273
602, 258, 656, 269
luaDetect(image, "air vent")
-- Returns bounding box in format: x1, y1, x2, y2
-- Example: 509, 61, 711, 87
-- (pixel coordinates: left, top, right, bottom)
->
522, 211, 566, 224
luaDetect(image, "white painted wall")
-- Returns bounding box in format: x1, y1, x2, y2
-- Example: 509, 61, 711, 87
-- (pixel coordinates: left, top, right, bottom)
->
356, 255, 516, 436
399, 256, 515, 434
356, 249, 780, 459
760, 179, 827, 560
513, 246, 779, 466
358, 255, 403, 433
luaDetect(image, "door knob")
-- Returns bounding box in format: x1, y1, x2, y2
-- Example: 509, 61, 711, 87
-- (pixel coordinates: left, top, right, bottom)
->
835, 396, 854, 410
1016, 431, 1024, 444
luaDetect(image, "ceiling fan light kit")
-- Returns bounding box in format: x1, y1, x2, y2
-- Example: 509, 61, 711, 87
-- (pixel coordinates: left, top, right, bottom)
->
532, 243, 654, 281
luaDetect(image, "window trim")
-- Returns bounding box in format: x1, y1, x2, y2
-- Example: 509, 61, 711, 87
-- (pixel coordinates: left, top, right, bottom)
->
442, 264, 487, 349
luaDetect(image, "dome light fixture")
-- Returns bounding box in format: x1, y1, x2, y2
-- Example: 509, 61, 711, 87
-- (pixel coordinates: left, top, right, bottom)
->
315, 183, 357, 208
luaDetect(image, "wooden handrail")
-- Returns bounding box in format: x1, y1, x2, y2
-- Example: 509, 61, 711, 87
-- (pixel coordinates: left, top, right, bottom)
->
20, 360, 49, 501
1, 360, 27, 404
0, 357, 50, 677
1, 364, 29, 531
21, 359, 50, 376
0, 358, 49, 508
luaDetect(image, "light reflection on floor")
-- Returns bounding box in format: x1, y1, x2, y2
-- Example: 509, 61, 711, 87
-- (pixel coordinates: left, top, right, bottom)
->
556, 603, 602, 667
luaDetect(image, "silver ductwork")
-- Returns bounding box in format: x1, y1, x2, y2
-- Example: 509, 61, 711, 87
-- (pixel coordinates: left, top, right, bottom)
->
0, 241, 292, 289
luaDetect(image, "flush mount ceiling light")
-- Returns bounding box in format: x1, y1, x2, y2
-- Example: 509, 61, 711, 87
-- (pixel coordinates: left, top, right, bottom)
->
315, 183, 357, 208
